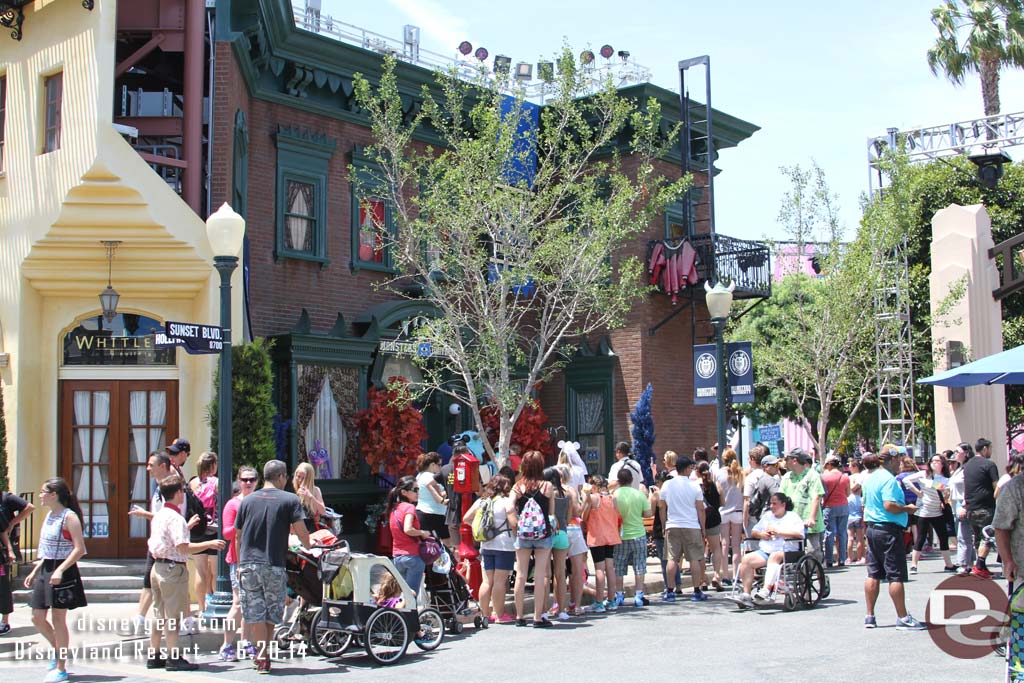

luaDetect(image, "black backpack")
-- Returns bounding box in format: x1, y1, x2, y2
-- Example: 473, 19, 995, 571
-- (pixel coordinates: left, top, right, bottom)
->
748, 476, 780, 521
182, 474, 210, 540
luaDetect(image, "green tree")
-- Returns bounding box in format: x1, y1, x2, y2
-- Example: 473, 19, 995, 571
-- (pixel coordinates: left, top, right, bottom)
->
927, 0, 1024, 117
353, 50, 688, 464
732, 163, 902, 457
209, 338, 277, 474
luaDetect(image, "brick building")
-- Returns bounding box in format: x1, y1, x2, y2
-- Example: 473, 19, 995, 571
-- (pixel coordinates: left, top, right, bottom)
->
211, 0, 767, 512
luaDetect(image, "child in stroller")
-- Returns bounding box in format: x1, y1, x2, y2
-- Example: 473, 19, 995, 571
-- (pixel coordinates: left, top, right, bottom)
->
423, 544, 484, 633
274, 534, 351, 649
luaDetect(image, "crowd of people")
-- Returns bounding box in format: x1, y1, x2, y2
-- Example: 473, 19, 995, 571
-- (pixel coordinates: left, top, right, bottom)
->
2, 432, 1024, 680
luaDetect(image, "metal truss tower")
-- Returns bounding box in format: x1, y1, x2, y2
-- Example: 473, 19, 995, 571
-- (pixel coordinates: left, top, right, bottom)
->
867, 110, 1024, 448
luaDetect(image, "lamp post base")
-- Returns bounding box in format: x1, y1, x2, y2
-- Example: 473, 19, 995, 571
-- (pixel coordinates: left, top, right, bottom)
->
200, 589, 234, 627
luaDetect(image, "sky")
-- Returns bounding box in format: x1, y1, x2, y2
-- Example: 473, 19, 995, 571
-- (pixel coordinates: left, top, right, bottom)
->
306, 0, 1024, 242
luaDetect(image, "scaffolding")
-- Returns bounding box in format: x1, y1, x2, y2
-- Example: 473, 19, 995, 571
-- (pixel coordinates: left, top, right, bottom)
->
867, 110, 1024, 448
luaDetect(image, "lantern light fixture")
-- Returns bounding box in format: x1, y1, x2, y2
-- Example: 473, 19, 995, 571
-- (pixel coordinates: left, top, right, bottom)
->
99, 240, 122, 323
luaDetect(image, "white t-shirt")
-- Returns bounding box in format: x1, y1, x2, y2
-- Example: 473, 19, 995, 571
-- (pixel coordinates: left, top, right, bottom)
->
716, 468, 743, 514
475, 495, 516, 553
609, 458, 645, 490
743, 468, 767, 499
661, 475, 704, 529
950, 468, 966, 504
752, 510, 805, 554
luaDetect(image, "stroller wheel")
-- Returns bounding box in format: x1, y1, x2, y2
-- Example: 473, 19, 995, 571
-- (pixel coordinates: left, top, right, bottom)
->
450, 619, 464, 635
309, 607, 353, 658
474, 616, 486, 629
414, 608, 445, 651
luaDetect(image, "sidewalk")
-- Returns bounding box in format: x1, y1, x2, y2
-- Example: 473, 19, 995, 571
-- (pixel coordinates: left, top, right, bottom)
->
1, 555, 693, 660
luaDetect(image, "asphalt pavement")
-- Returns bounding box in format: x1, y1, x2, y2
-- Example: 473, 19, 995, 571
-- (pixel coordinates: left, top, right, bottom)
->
2, 554, 1007, 682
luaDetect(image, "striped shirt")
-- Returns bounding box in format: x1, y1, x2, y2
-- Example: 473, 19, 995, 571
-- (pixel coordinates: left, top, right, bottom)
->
38, 509, 75, 560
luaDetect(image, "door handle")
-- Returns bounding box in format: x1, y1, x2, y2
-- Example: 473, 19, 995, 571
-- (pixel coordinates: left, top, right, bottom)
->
110, 483, 116, 493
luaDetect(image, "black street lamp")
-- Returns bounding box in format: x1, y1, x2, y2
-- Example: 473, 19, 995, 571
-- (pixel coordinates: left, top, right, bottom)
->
202, 203, 245, 622
705, 281, 734, 466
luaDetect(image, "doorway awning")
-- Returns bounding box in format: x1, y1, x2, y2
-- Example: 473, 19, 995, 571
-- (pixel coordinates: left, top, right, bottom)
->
917, 344, 1024, 387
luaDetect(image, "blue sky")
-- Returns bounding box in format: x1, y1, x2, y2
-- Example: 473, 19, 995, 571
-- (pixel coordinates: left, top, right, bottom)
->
310, 0, 1024, 242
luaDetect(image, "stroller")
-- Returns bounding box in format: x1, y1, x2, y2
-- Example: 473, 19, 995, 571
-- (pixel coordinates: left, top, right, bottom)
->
423, 545, 484, 633
274, 535, 351, 650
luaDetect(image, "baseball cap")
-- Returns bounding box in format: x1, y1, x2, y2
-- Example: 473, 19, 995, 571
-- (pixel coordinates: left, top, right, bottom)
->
168, 438, 191, 455
786, 448, 813, 465
825, 454, 841, 465
761, 455, 780, 466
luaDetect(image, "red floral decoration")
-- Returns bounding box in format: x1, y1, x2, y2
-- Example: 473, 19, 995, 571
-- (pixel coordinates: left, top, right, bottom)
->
356, 378, 429, 478
480, 393, 552, 458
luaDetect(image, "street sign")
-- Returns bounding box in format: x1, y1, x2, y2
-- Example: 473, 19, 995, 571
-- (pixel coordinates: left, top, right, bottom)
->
156, 321, 224, 355
757, 424, 781, 442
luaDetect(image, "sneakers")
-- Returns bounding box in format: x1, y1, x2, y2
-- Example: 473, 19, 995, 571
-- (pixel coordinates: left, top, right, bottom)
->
515, 618, 529, 627
0, 622, 10, 636
896, 615, 928, 631
752, 588, 774, 605
909, 566, 918, 574
612, 592, 625, 608
944, 565, 958, 572
241, 641, 258, 660
971, 566, 994, 579
557, 611, 571, 621
864, 615, 877, 629
255, 657, 271, 674
47, 659, 58, 672
132, 614, 147, 635
957, 566, 972, 576
633, 592, 645, 608
690, 590, 709, 602
662, 590, 676, 603
584, 602, 606, 614
166, 658, 199, 672
603, 599, 617, 611
729, 593, 755, 609
533, 619, 553, 628
495, 614, 516, 624
43, 671, 69, 683
218, 644, 237, 662
146, 655, 167, 669
181, 616, 200, 635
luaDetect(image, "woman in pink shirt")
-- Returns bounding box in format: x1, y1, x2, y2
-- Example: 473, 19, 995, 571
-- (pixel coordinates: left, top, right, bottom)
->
387, 476, 432, 594
218, 466, 258, 661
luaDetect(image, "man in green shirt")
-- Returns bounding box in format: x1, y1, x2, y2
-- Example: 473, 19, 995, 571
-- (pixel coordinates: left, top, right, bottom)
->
612, 468, 653, 607
780, 448, 826, 562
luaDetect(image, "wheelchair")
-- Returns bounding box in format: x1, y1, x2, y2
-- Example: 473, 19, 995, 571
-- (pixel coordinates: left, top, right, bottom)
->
730, 538, 830, 611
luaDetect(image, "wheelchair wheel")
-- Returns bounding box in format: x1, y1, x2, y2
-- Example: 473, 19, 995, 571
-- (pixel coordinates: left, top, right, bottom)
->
414, 608, 445, 651
794, 555, 827, 607
308, 607, 353, 658
364, 608, 409, 665
782, 592, 798, 612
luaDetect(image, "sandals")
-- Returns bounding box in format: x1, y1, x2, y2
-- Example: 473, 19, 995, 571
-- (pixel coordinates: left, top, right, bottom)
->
711, 578, 724, 592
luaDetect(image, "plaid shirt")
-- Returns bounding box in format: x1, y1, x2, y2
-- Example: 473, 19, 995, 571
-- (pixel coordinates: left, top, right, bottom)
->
148, 503, 189, 562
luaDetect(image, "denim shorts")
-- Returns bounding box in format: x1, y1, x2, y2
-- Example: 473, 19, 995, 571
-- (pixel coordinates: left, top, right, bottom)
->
481, 549, 516, 571
514, 536, 554, 551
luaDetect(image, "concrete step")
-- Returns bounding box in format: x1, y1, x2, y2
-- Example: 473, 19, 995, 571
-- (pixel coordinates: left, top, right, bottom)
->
13, 559, 148, 603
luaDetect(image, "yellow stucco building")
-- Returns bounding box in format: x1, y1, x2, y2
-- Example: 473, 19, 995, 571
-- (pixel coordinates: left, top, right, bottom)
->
0, 0, 241, 558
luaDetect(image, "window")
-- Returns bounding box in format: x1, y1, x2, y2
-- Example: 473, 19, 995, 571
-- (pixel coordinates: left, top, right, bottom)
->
0, 74, 6, 173
44, 72, 63, 154
350, 146, 396, 273
665, 187, 703, 240
274, 126, 336, 264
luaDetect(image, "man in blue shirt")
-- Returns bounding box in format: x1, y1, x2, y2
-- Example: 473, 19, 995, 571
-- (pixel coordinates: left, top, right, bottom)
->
862, 446, 926, 630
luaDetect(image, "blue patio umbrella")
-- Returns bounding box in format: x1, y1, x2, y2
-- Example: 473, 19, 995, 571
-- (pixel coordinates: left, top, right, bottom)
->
917, 344, 1024, 387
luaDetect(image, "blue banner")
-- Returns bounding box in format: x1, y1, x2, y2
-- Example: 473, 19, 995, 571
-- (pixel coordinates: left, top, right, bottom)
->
694, 341, 755, 405
693, 343, 718, 405
727, 341, 754, 404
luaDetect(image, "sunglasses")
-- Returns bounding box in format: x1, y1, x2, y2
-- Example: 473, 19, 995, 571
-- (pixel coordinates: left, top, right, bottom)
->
239, 477, 257, 483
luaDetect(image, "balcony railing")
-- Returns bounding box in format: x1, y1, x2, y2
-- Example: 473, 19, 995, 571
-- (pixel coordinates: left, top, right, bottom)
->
647, 233, 771, 301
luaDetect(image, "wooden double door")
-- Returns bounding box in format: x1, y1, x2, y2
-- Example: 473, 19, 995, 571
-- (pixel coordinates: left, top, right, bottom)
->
59, 380, 178, 558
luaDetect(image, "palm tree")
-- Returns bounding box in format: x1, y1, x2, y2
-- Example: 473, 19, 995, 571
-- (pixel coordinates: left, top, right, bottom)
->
927, 0, 1024, 118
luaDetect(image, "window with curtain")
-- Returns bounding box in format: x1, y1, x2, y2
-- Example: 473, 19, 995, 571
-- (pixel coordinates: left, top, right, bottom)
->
128, 390, 166, 538
274, 126, 335, 263
575, 390, 606, 475
304, 378, 347, 481
72, 390, 110, 538
285, 180, 315, 253
358, 198, 386, 264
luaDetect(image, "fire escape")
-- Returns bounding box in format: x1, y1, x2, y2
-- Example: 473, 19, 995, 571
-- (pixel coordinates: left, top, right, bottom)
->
113, 0, 210, 216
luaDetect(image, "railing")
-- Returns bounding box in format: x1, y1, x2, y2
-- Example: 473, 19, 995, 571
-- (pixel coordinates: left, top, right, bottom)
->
690, 233, 772, 299
14, 491, 35, 564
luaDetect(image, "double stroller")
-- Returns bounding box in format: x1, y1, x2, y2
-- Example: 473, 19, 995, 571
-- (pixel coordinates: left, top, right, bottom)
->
423, 545, 484, 633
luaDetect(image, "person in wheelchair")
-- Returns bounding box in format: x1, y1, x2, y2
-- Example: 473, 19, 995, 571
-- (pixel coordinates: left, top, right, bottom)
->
730, 492, 805, 608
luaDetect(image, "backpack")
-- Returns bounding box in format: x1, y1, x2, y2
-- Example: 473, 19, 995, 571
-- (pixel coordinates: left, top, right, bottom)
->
748, 476, 780, 521
184, 478, 210, 539
195, 478, 218, 525
516, 488, 552, 540
472, 497, 510, 542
